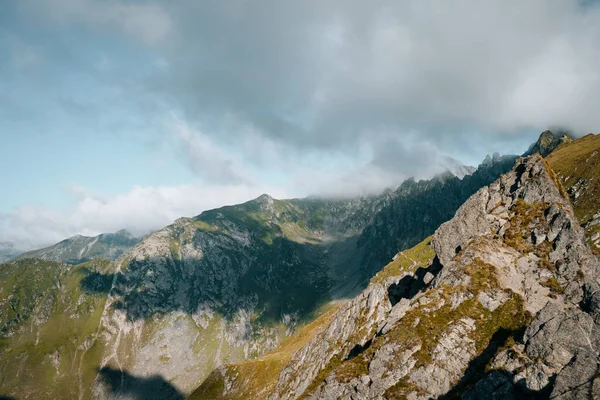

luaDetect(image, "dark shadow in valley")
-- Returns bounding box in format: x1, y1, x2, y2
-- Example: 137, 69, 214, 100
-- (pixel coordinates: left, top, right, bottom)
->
439, 327, 554, 399
97, 366, 184, 400
0, 396, 16, 400
387, 256, 443, 306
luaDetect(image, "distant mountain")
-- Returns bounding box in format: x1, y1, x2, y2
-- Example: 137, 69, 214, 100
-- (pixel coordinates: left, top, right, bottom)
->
15, 229, 141, 264
0, 242, 19, 263
524, 129, 572, 157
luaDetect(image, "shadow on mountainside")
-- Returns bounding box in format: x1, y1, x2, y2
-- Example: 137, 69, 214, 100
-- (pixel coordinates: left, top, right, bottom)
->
387, 256, 443, 306
0, 396, 16, 400
97, 366, 184, 400
439, 327, 554, 399
80, 236, 333, 326
79, 269, 115, 293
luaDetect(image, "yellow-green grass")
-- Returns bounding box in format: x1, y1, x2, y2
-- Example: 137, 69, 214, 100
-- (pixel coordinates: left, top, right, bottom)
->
370, 237, 435, 284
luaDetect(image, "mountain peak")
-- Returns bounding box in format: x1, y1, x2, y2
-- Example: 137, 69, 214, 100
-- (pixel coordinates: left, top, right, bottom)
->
524, 129, 572, 157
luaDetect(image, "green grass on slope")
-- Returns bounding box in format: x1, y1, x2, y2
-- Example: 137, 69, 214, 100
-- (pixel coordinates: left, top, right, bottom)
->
370, 236, 435, 284
0, 259, 111, 399
547, 133, 600, 224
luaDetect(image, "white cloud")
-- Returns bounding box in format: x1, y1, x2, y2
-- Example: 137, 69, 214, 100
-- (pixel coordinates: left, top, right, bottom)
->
169, 114, 253, 184
0, 182, 289, 251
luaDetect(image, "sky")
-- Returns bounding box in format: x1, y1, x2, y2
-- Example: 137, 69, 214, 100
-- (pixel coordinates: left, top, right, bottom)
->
2, 0, 600, 250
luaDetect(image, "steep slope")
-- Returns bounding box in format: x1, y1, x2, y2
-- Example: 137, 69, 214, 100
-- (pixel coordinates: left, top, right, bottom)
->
0, 259, 113, 399
80, 156, 515, 398
16, 230, 141, 264
196, 155, 600, 399
547, 133, 600, 254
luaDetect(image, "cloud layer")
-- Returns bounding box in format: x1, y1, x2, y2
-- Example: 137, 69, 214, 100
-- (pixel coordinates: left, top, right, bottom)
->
4, 0, 600, 250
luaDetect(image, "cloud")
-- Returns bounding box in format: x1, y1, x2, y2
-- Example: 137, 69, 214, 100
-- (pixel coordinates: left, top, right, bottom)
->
19, 0, 172, 45
169, 115, 252, 184
0, 182, 289, 251
146, 0, 600, 158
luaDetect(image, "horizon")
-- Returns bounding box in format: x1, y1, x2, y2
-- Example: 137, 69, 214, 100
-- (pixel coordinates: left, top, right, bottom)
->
3, 0, 600, 250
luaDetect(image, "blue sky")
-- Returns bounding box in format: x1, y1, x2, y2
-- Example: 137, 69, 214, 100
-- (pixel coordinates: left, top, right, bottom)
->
2, 0, 600, 250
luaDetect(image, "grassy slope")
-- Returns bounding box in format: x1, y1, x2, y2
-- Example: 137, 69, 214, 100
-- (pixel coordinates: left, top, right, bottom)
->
547, 133, 600, 252
0, 259, 110, 399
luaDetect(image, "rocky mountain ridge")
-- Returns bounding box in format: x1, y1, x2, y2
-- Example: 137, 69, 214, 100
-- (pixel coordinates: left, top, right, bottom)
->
195, 153, 600, 399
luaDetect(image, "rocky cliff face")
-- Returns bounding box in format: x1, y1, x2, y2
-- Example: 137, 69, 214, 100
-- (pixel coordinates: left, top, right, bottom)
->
16, 230, 140, 265
89, 194, 395, 398
354, 153, 516, 284
211, 155, 600, 399
88, 157, 519, 399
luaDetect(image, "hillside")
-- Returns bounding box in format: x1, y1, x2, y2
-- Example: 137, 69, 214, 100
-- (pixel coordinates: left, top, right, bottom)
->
0, 153, 518, 399
547, 133, 600, 254
15, 229, 141, 264
0, 258, 113, 399
195, 154, 600, 399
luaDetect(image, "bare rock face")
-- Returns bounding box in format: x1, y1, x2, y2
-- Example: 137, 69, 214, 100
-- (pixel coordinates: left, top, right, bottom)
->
266, 155, 600, 400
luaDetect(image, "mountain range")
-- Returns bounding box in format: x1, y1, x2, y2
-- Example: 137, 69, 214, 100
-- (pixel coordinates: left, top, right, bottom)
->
2, 130, 599, 400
